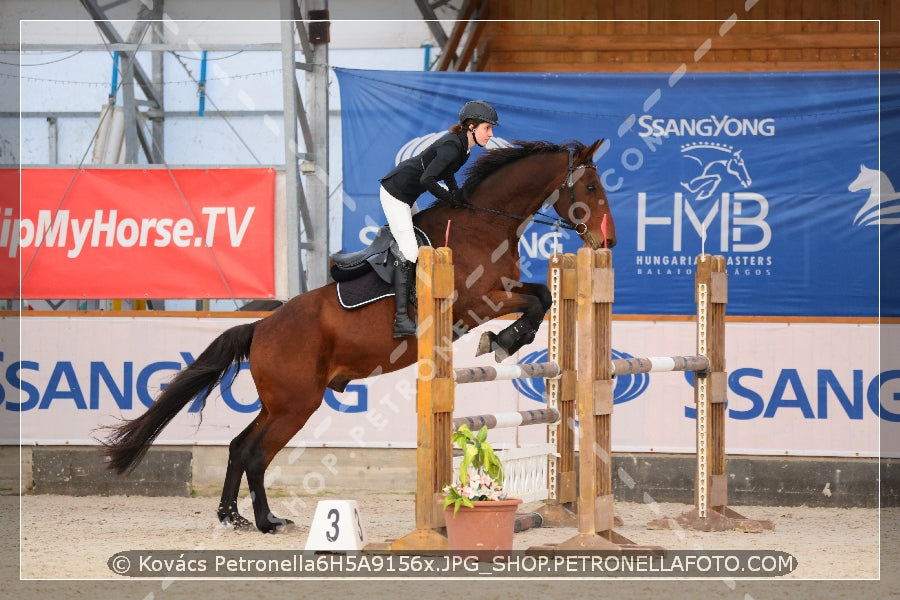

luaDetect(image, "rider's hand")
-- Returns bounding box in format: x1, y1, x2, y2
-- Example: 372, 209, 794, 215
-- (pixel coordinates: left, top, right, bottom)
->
449, 188, 467, 208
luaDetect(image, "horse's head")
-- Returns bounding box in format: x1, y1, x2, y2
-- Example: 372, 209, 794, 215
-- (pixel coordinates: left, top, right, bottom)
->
550, 139, 617, 249
849, 164, 880, 192
443, 139, 616, 250
727, 149, 752, 188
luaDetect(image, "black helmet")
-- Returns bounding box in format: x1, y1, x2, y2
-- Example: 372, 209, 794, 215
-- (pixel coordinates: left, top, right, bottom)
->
459, 100, 499, 126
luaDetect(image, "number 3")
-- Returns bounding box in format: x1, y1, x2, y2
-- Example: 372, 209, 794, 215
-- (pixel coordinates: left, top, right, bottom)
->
326, 508, 340, 542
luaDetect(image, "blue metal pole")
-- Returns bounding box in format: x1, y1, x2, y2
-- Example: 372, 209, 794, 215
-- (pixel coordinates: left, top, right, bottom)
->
109, 51, 118, 105
198, 50, 207, 116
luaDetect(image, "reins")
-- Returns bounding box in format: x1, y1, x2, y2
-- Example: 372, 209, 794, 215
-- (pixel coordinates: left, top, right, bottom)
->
462, 204, 577, 230
459, 149, 601, 248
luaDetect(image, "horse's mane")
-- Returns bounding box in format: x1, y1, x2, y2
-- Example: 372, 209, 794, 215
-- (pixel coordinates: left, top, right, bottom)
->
430, 139, 587, 209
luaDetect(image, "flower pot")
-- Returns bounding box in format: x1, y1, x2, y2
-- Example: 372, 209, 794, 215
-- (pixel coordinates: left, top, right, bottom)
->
444, 498, 523, 557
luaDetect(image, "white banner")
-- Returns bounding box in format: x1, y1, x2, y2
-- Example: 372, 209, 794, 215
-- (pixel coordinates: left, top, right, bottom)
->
3, 315, 895, 457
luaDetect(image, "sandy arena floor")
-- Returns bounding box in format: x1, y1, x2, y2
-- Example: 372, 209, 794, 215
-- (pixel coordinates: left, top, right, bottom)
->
4, 492, 898, 600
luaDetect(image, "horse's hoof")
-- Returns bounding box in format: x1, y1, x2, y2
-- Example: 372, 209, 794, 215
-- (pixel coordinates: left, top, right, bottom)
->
260, 517, 295, 534
476, 332, 495, 356
222, 513, 254, 531
492, 345, 510, 363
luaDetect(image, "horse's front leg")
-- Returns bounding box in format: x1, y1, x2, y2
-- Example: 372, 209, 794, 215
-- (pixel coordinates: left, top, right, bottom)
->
475, 283, 553, 362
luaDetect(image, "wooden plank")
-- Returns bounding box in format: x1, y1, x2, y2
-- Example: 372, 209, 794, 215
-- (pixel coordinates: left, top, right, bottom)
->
432, 263, 455, 299
591, 266, 614, 303
667, 0, 699, 64
593, 380, 614, 416
595, 493, 616, 531
574, 248, 615, 536
455, 18, 488, 72
574, 248, 597, 534
709, 371, 728, 405
615, 0, 649, 66
555, 254, 577, 505
484, 59, 881, 72
414, 246, 440, 532
435, 0, 480, 71
765, 1, 786, 62
485, 32, 882, 52
473, 34, 491, 72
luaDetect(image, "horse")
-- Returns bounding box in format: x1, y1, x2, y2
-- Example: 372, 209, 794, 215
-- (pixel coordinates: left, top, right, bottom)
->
98, 138, 617, 533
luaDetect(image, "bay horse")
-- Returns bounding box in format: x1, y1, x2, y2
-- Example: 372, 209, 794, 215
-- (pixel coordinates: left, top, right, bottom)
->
99, 139, 617, 533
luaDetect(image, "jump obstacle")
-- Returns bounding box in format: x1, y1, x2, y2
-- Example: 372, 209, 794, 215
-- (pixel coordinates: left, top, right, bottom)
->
369, 246, 771, 552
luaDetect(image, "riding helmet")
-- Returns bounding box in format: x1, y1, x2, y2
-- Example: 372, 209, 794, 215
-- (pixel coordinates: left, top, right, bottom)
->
459, 100, 499, 126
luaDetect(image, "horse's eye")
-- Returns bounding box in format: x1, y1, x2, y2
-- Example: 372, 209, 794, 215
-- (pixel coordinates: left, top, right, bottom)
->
586, 184, 596, 192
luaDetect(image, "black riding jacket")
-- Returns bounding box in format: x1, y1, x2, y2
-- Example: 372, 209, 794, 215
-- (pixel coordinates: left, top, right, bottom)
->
380, 130, 470, 206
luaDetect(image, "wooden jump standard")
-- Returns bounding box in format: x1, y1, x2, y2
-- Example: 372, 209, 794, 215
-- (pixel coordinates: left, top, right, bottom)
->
646, 254, 772, 533
369, 246, 576, 551
370, 246, 768, 552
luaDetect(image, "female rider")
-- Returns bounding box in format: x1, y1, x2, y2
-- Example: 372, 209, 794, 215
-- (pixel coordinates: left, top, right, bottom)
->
379, 100, 499, 337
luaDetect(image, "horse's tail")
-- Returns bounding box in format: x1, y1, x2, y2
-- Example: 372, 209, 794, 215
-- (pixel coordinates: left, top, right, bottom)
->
98, 321, 259, 474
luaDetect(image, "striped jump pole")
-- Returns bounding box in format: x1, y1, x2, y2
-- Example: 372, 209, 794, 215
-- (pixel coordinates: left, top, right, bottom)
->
610, 355, 709, 376
452, 408, 560, 432
453, 361, 561, 384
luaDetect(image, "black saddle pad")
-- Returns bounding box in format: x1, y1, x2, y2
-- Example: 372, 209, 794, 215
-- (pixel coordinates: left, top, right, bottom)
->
336, 269, 393, 310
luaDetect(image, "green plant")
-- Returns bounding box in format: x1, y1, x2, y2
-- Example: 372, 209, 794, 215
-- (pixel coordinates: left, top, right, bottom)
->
442, 424, 507, 516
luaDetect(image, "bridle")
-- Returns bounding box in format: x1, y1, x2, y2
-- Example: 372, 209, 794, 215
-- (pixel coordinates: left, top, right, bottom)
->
562, 149, 602, 250
460, 149, 603, 250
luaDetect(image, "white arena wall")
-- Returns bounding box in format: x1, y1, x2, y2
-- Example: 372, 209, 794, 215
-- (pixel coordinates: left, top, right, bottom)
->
3, 314, 892, 455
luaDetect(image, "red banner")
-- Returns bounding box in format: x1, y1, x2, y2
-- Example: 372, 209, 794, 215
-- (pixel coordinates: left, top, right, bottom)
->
0, 169, 18, 298
1, 168, 275, 299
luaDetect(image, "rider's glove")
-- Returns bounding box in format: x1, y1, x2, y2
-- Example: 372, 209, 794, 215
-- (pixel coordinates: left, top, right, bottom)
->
449, 188, 467, 208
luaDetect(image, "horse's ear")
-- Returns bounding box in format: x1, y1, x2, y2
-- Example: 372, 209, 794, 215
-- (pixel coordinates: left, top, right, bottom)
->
579, 139, 605, 164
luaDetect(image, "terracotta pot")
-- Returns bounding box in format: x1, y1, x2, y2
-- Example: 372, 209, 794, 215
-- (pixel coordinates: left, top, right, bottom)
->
444, 498, 523, 555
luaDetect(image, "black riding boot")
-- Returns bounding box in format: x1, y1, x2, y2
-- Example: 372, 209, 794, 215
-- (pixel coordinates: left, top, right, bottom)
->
392, 259, 417, 338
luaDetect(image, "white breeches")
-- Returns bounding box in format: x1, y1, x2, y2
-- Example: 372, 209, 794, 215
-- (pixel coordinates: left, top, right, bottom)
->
380, 186, 419, 262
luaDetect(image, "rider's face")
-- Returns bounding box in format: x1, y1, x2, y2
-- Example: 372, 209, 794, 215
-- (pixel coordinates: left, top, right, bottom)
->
470, 122, 494, 146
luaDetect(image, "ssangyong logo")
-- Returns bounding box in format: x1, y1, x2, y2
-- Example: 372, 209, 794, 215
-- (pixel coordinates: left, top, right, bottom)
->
638, 115, 775, 138
512, 349, 647, 406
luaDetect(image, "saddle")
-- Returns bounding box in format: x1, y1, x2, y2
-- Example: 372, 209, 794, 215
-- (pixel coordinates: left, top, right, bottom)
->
330, 225, 432, 310
330, 225, 431, 284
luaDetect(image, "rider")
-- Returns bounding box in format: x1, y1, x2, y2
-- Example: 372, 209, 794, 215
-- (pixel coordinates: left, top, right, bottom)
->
379, 100, 499, 338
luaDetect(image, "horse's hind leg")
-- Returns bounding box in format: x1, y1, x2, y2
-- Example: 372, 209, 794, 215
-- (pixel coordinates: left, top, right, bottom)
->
216, 414, 265, 530
242, 407, 318, 533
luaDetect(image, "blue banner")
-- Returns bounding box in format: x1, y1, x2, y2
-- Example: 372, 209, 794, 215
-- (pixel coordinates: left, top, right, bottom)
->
335, 68, 899, 317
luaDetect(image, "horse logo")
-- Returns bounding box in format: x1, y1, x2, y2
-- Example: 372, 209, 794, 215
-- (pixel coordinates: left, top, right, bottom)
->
680, 142, 752, 201
849, 165, 900, 226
